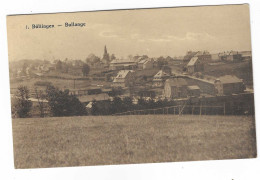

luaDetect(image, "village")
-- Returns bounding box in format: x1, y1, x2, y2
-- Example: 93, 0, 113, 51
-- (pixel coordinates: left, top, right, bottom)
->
9, 45, 254, 117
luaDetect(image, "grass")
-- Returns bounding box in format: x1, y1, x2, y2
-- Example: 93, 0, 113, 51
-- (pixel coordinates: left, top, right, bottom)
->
12, 115, 257, 169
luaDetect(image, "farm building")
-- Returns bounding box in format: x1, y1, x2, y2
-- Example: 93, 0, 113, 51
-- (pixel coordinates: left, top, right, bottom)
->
183, 76, 217, 95
214, 75, 246, 95
164, 77, 188, 99
187, 57, 204, 73
109, 59, 137, 70
112, 70, 135, 88
152, 70, 171, 88
187, 85, 200, 97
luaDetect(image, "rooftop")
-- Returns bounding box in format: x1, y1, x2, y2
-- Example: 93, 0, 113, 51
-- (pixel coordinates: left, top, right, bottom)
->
153, 70, 170, 78
78, 93, 110, 102
187, 57, 199, 66
110, 59, 136, 64
188, 85, 200, 90
165, 77, 187, 87
215, 75, 243, 84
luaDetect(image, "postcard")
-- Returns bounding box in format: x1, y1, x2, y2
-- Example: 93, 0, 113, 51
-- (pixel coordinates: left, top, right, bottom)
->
7, 4, 256, 169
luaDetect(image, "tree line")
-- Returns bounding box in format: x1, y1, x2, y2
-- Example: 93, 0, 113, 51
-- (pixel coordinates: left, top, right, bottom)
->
11, 85, 176, 118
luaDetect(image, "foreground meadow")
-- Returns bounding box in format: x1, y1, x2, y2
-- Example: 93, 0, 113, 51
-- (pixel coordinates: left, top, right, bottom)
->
12, 115, 256, 168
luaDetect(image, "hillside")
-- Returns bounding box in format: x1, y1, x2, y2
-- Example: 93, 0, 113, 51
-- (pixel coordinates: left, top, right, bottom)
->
204, 61, 253, 88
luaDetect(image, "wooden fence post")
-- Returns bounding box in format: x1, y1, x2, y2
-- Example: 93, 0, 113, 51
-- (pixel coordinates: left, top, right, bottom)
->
223, 102, 226, 115
200, 103, 202, 116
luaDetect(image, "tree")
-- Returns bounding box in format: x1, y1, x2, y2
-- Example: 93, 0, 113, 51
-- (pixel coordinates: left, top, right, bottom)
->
82, 63, 90, 76
111, 97, 123, 114
110, 54, 116, 61
56, 60, 62, 71
45, 85, 86, 117
86, 53, 101, 66
137, 97, 146, 109
122, 97, 133, 111
12, 86, 32, 118
128, 54, 133, 60
157, 56, 168, 68
35, 88, 46, 117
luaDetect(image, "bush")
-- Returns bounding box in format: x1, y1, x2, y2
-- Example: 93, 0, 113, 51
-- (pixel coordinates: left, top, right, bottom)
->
45, 85, 86, 117
12, 86, 32, 118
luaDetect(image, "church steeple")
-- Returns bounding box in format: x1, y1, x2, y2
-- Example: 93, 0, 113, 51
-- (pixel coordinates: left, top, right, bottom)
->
104, 45, 108, 55
102, 45, 110, 65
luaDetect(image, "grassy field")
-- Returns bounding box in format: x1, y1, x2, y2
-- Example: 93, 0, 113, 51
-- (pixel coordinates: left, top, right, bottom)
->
12, 115, 257, 169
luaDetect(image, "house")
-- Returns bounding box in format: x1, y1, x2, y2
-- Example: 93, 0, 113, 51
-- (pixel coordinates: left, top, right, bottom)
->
138, 58, 154, 69
161, 65, 172, 75
143, 59, 154, 69
226, 51, 242, 62
112, 70, 135, 88
109, 59, 137, 70
194, 51, 212, 63
211, 53, 220, 61
164, 77, 188, 99
187, 57, 204, 73
137, 59, 147, 69
183, 50, 211, 63
152, 70, 171, 87
214, 75, 246, 95
183, 51, 198, 62
187, 85, 200, 97
219, 51, 242, 62
240, 51, 252, 61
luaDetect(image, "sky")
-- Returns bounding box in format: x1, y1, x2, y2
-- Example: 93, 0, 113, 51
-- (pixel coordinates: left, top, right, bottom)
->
7, 4, 252, 61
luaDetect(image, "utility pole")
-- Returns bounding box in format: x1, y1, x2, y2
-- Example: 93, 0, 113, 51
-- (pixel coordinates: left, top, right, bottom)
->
200, 103, 202, 116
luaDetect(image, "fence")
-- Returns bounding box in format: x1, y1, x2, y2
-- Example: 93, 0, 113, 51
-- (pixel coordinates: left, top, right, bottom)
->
112, 103, 254, 116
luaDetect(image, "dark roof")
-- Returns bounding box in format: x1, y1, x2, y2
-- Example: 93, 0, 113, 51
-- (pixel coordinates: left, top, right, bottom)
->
215, 75, 243, 84
165, 77, 187, 87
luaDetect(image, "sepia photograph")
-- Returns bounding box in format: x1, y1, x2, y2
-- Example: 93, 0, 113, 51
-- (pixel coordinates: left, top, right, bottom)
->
6, 4, 256, 169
